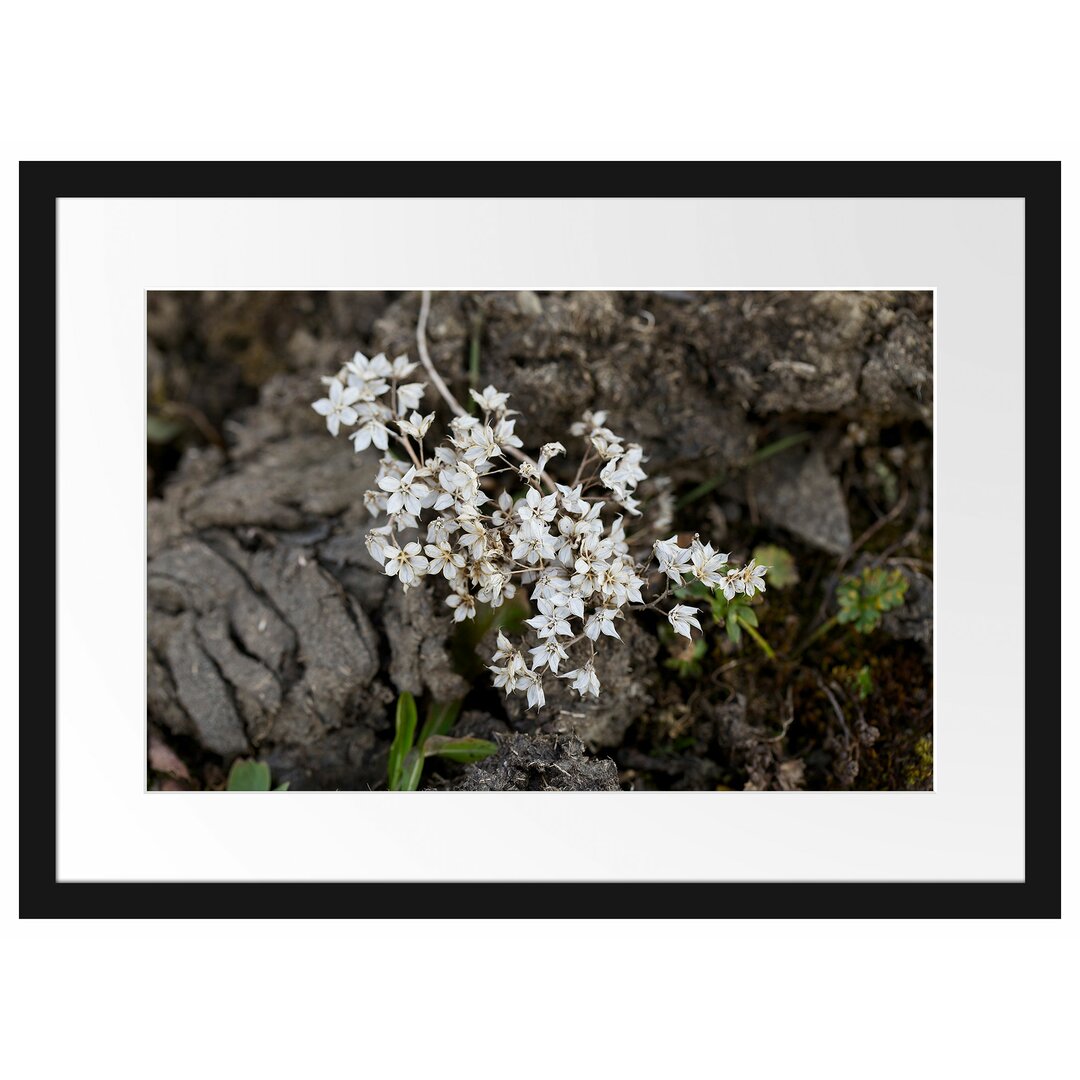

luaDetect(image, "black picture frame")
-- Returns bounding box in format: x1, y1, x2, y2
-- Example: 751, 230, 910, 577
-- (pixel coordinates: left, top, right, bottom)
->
20, 161, 1061, 919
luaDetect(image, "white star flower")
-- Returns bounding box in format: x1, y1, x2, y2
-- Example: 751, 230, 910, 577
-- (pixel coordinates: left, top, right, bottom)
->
584, 607, 621, 642
312, 378, 361, 436
345, 351, 393, 382
654, 535, 692, 584
383, 542, 428, 586
529, 637, 568, 674
445, 590, 477, 622
423, 540, 467, 580
689, 539, 730, 588
469, 384, 511, 413
721, 569, 745, 601
397, 411, 435, 440
525, 597, 574, 639
391, 353, 418, 379
377, 466, 430, 516
349, 413, 390, 453
517, 669, 546, 710
517, 486, 558, 533
490, 652, 526, 696
561, 662, 601, 699
667, 604, 703, 639
742, 560, 768, 598
395, 382, 427, 415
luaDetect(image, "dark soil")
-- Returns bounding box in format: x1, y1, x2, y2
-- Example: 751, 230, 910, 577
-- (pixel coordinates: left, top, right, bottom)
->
147, 290, 933, 791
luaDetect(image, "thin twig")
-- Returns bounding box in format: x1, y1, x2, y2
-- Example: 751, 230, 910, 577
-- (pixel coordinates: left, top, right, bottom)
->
416, 290, 466, 419
416, 289, 556, 492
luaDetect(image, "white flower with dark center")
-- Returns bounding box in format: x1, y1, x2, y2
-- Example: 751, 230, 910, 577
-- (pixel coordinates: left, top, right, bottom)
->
529, 637, 568, 674
469, 384, 511, 413
721, 568, 745, 601
312, 378, 361, 436
462, 425, 499, 466
689, 538, 729, 588
511, 528, 557, 566
395, 382, 427, 414
424, 540, 466, 580
561, 662, 600, 699
446, 590, 477, 622
377, 466, 430, 516
667, 604, 703, 639
525, 597, 574, 639
584, 607, 621, 642
517, 487, 558, 533
537, 442, 567, 472
383, 542, 428, 586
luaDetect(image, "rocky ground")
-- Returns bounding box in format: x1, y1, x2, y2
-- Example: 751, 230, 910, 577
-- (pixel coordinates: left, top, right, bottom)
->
147, 290, 933, 791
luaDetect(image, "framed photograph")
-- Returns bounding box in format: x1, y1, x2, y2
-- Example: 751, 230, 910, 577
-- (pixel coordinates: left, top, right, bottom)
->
21, 161, 1059, 917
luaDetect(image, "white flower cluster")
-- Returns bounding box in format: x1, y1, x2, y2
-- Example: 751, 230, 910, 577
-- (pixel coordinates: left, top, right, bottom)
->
313, 350, 766, 710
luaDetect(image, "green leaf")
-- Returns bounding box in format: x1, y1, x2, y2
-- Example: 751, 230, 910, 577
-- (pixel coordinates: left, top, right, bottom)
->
399, 748, 423, 791
226, 759, 272, 791
388, 692, 418, 791
273, 781, 291, 791
726, 611, 742, 644
853, 665, 874, 700
418, 698, 463, 748
750, 431, 811, 464
423, 736, 499, 764
752, 544, 798, 589
674, 470, 727, 511
835, 567, 909, 635
737, 606, 759, 628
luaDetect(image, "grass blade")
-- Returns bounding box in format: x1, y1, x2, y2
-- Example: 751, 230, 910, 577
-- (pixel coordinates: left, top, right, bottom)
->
388, 691, 418, 791
423, 736, 498, 764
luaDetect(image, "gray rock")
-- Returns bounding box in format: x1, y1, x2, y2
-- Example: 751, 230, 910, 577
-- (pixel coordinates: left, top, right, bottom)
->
749, 448, 852, 554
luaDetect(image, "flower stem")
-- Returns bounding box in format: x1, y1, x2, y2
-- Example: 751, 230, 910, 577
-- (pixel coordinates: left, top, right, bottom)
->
417, 290, 556, 493
736, 614, 776, 660
796, 614, 839, 656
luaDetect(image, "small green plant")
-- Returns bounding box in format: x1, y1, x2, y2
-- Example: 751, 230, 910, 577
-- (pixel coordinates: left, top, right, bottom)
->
836, 566, 909, 634
674, 578, 776, 660
387, 691, 498, 791
226, 759, 289, 791
798, 565, 910, 654
852, 664, 874, 700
